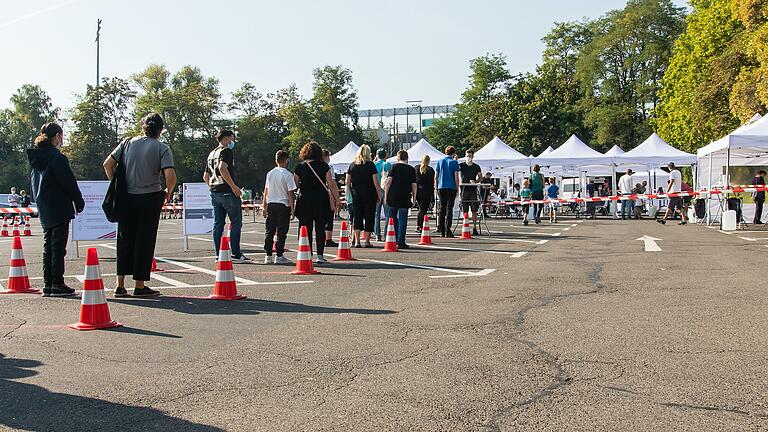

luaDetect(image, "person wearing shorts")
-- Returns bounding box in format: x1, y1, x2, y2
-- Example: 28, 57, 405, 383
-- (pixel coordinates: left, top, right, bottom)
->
459, 149, 482, 235
546, 178, 559, 223
520, 180, 532, 226
658, 162, 688, 225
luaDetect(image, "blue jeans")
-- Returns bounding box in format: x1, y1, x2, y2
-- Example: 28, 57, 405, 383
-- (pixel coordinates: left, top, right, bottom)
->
375, 201, 388, 238
211, 192, 243, 257
621, 196, 635, 219
387, 207, 409, 246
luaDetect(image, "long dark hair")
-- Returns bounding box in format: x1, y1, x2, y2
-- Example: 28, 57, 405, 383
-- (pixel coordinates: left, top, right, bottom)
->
34, 122, 63, 148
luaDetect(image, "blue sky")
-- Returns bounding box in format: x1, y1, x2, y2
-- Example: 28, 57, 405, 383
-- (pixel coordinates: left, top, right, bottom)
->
0, 0, 688, 112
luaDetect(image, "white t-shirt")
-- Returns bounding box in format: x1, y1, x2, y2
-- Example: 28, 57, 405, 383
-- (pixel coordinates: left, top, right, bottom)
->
618, 174, 634, 194
265, 167, 297, 206
669, 169, 682, 193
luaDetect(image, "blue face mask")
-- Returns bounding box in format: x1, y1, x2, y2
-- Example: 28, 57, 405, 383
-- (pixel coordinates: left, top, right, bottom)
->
228, 140, 236, 150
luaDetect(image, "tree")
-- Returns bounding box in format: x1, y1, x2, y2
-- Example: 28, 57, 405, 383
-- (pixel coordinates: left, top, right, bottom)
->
577, 0, 686, 150
64, 78, 136, 179
461, 54, 514, 148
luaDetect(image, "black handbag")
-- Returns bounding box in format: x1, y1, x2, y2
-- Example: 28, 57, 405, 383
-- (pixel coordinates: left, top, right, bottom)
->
102, 139, 130, 223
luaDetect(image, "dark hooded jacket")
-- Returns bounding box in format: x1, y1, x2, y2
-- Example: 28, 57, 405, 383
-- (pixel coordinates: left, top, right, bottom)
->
27, 147, 84, 229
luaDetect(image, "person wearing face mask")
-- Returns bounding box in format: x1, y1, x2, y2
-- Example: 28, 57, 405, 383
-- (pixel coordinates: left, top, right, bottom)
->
459, 149, 482, 235
27, 122, 85, 297
203, 129, 250, 263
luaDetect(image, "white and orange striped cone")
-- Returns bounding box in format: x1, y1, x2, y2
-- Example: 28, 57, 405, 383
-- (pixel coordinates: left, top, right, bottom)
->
69, 248, 121, 330
1, 236, 38, 294
419, 215, 433, 245
11, 217, 20, 238
0, 218, 8, 237
459, 212, 473, 240
22, 216, 31, 237
381, 218, 398, 252
209, 236, 245, 300
151, 257, 166, 273
334, 220, 355, 261
292, 226, 319, 275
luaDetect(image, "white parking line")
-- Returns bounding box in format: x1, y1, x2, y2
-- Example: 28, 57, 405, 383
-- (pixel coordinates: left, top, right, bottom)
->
150, 273, 191, 287
324, 251, 496, 278
504, 231, 561, 237
417, 244, 527, 256
485, 237, 549, 245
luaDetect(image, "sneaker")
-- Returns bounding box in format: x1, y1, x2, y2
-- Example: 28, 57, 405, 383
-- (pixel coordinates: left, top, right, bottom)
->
50, 285, 76, 297
274, 256, 292, 265
472, 228, 479, 236
523, 220, 529, 226
679, 221, 688, 225
264, 255, 274, 264
446, 231, 455, 238
314, 255, 327, 264
376, 235, 383, 242
132, 287, 160, 298
231, 254, 253, 264
657, 219, 666, 225
325, 240, 338, 248
398, 243, 410, 250
114, 287, 130, 298
41, 287, 52, 297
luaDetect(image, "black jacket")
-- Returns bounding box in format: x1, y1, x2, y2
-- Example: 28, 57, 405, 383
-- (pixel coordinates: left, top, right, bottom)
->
27, 147, 84, 229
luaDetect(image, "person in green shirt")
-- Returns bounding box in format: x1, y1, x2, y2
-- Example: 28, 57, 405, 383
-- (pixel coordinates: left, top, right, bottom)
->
530, 164, 545, 224
241, 189, 252, 216
520, 179, 532, 226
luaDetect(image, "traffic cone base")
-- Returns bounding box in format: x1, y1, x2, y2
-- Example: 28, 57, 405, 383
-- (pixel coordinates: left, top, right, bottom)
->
381, 218, 398, 252
334, 220, 355, 261
419, 215, 433, 245
69, 248, 121, 330
209, 236, 246, 300
292, 226, 319, 274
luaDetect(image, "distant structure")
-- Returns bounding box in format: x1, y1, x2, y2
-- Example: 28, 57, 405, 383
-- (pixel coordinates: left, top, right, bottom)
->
357, 104, 457, 154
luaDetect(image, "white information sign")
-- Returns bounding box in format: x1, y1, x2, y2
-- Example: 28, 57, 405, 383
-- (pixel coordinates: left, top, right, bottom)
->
72, 181, 117, 241
183, 183, 214, 238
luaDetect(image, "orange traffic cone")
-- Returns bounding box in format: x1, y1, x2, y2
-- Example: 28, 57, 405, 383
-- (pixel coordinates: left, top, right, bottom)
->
1, 236, 38, 294
209, 236, 245, 300
460, 212, 473, 240
11, 217, 20, 237
419, 215, 433, 245
381, 218, 398, 252
292, 226, 319, 275
334, 220, 355, 261
69, 248, 121, 330
151, 257, 166, 272
0, 218, 8, 237
22, 216, 31, 237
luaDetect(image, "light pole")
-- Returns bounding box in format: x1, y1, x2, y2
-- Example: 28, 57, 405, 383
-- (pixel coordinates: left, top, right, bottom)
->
406, 100, 422, 140
95, 19, 102, 87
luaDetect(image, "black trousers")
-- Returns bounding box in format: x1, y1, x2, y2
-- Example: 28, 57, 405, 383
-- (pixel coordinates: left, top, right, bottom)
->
755, 199, 765, 224
352, 192, 376, 232
265, 203, 291, 256
438, 189, 457, 233
416, 189, 433, 229
42, 222, 69, 287
117, 191, 164, 282
531, 190, 544, 223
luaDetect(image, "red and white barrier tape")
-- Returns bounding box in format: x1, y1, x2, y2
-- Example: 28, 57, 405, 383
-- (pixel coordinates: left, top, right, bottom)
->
0, 208, 36, 215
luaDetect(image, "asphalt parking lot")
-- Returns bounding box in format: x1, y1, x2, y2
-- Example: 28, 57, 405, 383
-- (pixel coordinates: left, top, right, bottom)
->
1, 215, 766, 431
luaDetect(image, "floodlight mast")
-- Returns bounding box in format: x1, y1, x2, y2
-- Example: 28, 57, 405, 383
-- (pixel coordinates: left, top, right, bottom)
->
95, 19, 102, 87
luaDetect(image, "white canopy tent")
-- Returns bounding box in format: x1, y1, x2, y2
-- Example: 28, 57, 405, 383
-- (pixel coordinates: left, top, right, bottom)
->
604, 145, 625, 156
614, 133, 696, 168
329, 141, 360, 173
535, 135, 612, 168
387, 138, 445, 166
697, 113, 768, 223
472, 136, 530, 174
537, 146, 555, 157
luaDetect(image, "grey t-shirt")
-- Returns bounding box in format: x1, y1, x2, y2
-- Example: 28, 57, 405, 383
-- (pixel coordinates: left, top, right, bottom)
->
110, 137, 175, 194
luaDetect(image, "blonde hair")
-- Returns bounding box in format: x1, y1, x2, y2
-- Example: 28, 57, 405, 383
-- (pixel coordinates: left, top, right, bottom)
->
419, 155, 430, 175
354, 144, 372, 165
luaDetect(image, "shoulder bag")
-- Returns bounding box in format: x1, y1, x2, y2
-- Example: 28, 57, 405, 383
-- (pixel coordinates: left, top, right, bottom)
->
102, 138, 131, 223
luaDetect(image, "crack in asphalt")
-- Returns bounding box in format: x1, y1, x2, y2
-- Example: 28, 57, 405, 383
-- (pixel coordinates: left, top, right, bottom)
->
483, 264, 611, 432
603, 386, 768, 419
2, 318, 26, 339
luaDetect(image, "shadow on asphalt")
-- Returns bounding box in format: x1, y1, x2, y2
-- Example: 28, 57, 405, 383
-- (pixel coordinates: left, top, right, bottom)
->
110, 297, 396, 316
0, 353, 223, 431
106, 326, 182, 339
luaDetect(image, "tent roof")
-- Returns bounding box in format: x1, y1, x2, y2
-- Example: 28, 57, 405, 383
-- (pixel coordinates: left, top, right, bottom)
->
329, 141, 359, 172
604, 145, 625, 156
535, 135, 609, 167
698, 113, 768, 158
474, 136, 527, 161
615, 133, 696, 166
537, 146, 555, 157
387, 138, 445, 165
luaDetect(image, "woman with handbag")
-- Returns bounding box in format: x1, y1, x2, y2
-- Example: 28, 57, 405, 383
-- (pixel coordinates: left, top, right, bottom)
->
293, 141, 341, 264
103, 113, 176, 297
27, 122, 85, 297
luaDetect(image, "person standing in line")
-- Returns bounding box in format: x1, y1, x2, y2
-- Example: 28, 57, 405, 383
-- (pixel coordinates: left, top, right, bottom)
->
385, 150, 417, 249
322, 149, 338, 248
241, 188, 251, 217
346, 144, 380, 248
657, 162, 687, 225
618, 168, 635, 220
27, 122, 84, 297
530, 164, 545, 224
520, 180, 532, 226
294, 142, 341, 264
373, 149, 391, 241
203, 129, 251, 263
104, 113, 176, 297
459, 149, 483, 235
435, 146, 461, 237
546, 177, 560, 223
752, 170, 766, 224
415, 155, 435, 232
263, 150, 296, 265
7, 187, 19, 209
18, 190, 31, 208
